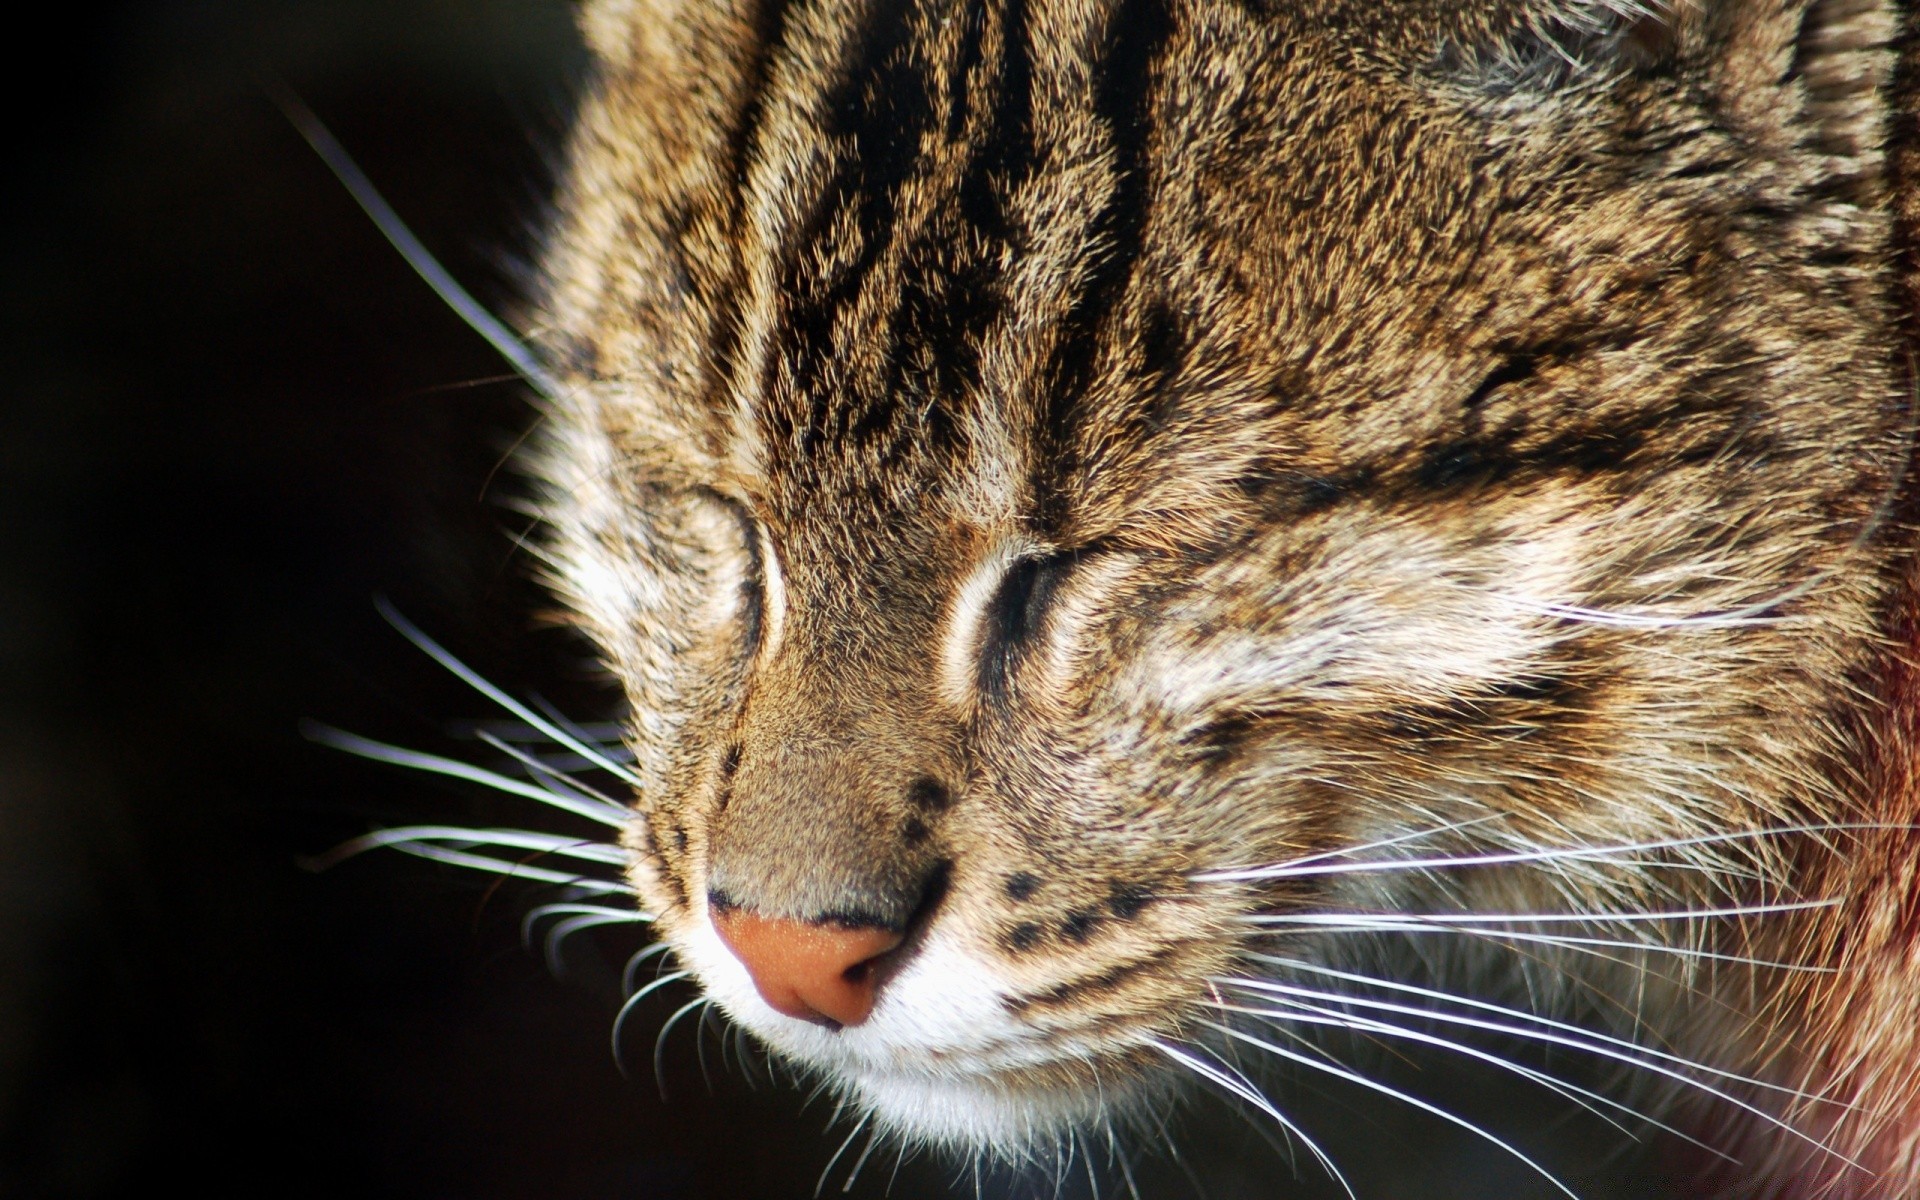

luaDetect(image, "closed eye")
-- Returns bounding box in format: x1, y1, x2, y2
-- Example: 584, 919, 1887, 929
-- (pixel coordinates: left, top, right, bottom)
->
979, 551, 1076, 694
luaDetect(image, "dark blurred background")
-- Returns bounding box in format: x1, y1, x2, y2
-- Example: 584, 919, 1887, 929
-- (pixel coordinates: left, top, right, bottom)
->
0, 4, 1689, 1198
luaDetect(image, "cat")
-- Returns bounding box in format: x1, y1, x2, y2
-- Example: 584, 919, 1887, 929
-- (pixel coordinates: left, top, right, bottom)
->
320, 0, 1920, 1195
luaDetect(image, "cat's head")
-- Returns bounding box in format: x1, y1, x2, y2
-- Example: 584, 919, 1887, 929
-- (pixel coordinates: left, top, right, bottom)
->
531, 0, 1905, 1154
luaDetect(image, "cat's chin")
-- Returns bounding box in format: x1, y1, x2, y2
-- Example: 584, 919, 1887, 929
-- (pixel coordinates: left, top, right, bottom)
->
836, 1062, 1143, 1152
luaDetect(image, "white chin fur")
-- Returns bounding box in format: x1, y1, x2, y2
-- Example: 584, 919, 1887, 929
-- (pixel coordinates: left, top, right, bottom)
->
676, 907, 1135, 1152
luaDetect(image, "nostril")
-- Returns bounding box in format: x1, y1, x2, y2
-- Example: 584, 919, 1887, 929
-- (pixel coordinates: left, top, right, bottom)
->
711, 907, 905, 1029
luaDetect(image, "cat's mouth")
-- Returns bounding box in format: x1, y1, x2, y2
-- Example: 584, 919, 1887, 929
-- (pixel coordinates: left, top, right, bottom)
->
674, 905, 1165, 1150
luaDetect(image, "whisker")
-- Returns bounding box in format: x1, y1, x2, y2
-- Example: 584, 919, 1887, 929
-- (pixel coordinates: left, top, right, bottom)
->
1206, 996, 1730, 1161
1242, 898, 1836, 927
1225, 816, 1506, 878
532, 695, 629, 765
611, 969, 691, 1075
623, 942, 676, 994
374, 599, 645, 788
1148, 1039, 1354, 1200
351, 838, 632, 894
817, 1111, 874, 1200
461, 718, 630, 746
653, 996, 708, 1100
266, 83, 562, 401
304, 723, 629, 827
1199, 824, 1914, 883
1196, 1018, 1582, 1200
1245, 919, 1831, 975
1240, 953, 1850, 1105
312, 825, 626, 866
1217, 976, 1861, 1164
842, 1122, 884, 1194
474, 728, 626, 810
693, 999, 718, 1093
520, 902, 652, 969
1103, 1114, 1142, 1200
539, 911, 651, 975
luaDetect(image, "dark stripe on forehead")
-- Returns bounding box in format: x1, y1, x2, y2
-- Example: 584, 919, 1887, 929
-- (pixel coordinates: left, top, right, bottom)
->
756, 0, 1041, 485
1033, 0, 1175, 533
767, 0, 936, 457
706, 0, 793, 420
892, 0, 1036, 422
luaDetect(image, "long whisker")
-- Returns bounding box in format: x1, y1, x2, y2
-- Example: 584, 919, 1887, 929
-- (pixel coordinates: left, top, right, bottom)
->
303, 723, 629, 827
1241, 953, 1850, 1105
1199, 824, 1915, 883
653, 996, 709, 1099
1148, 1038, 1354, 1200
842, 1121, 885, 1194
374, 600, 645, 787
611, 969, 692, 1074
1206, 996, 1731, 1161
537, 911, 653, 975
311, 825, 627, 866
1196, 1018, 1582, 1200
462, 718, 631, 746
817, 1111, 875, 1200
348, 839, 632, 894
1218, 976, 1861, 1165
521, 900, 651, 944
1245, 918, 1831, 975
266, 83, 562, 401
474, 728, 626, 810
623, 942, 676, 994
1242, 898, 1835, 927
1214, 816, 1506, 878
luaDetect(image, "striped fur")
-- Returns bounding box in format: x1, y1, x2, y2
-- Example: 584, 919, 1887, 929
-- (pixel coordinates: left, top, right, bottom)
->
527, 0, 1920, 1193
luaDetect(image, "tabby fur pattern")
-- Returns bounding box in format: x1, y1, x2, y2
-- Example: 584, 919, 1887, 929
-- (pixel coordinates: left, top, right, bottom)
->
523, 0, 1920, 1194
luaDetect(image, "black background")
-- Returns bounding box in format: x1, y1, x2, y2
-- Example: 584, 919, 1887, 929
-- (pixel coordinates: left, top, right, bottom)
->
0, 4, 1687, 1198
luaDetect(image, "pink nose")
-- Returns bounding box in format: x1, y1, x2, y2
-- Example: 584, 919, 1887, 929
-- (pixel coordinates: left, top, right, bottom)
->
712, 908, 904, 1028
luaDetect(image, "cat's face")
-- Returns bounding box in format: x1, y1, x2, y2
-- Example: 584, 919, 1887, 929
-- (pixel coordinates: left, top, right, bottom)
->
532, 0, 1901, 1153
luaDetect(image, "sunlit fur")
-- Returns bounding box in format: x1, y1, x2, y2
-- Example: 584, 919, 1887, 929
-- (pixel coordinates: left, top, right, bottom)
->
497, 0, 1920, 1195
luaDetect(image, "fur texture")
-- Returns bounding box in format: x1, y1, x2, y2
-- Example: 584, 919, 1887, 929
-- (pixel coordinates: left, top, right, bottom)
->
523, 0, 1920, 1193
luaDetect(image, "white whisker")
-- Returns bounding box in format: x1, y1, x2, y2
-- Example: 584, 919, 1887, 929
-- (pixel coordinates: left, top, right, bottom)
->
1217, 976, 1861, 1165
1149, 1038, 1354, 1200
1216, 816, 1506, 879
1246, 919, 1831, 975
654, 996, 709, 1099
842, 1122, 885, 1194
611, 969, 692, 1073
462, 718, 630, 746
375, 599, 645, 788
1196, 1018, 1582, 1200
537, 912, 652, 974
346, 838, 633, 894
474, 728, 626, 810
268, 84, 563, 401
1240, 953, 1850, 1105
817, 1111, 874, 1199
521, 901, 651, 952
622, 942, 676, 994
313, 825, 627, 866
304, 723, 629, 827
1242, 898, 1835, 926
1199, 824, 1913, 883
1207, 996, 1732, 1161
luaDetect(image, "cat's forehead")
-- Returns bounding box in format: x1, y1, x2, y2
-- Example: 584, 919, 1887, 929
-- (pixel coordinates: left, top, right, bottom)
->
552, 0, 1725, 565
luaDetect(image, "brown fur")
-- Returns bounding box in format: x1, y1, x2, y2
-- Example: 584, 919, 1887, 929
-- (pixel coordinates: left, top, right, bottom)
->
525, 0, 1920, 1193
